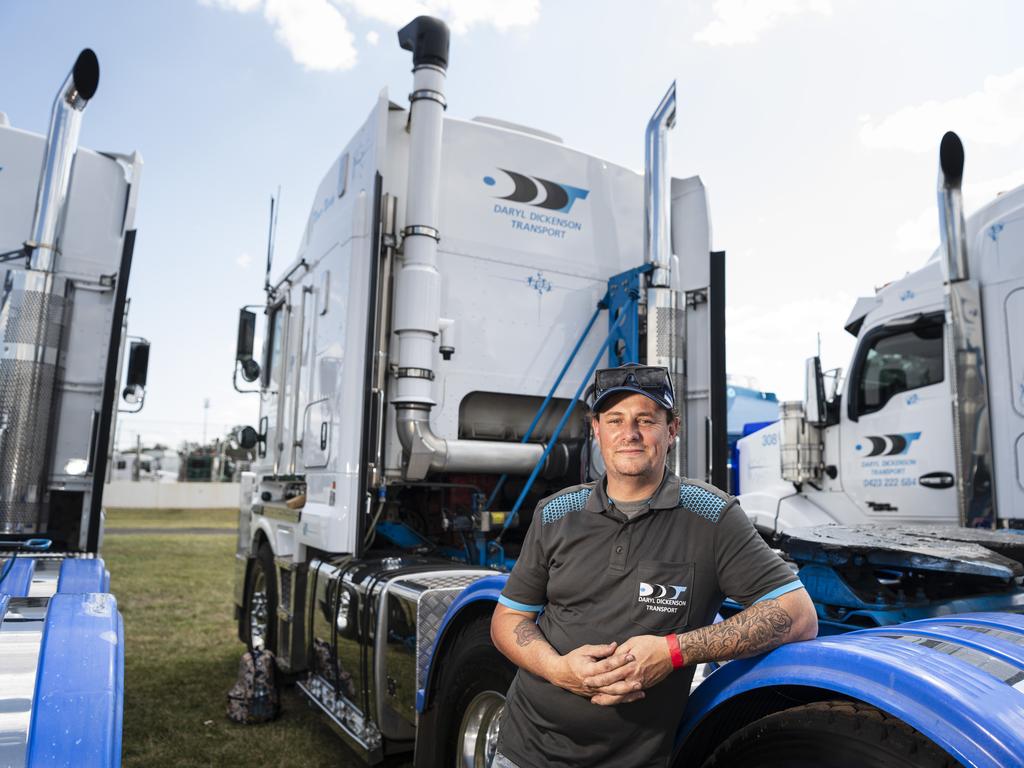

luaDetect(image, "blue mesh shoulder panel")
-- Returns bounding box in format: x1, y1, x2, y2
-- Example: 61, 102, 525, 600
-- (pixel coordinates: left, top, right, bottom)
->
678, 483, 728, 523
541, 488, 591, 525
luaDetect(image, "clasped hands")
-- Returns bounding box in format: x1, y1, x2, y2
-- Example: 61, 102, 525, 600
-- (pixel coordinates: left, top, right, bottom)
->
555, 634, 676, 706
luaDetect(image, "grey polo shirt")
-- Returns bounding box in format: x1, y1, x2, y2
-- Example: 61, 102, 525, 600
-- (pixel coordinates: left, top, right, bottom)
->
496, 471, 803, 768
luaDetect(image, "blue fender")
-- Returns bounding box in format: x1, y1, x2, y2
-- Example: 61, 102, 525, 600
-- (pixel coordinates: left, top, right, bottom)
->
416, 573, 509, 712
26, 593, 124, 767
678, 612, 1024, 768
57, 558, 110, 593
0, 557, 37, 597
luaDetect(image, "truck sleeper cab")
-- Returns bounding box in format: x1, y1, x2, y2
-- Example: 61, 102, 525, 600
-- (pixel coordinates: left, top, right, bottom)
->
232, 15, 721, 765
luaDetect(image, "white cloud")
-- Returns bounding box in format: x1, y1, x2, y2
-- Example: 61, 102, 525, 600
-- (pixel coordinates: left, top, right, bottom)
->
431, 0, 540, 34
236, 251, 253, 269
264, 0, 357, 71
896, 168, 1024, 255
338, 0, 426, 28
861, 68, 1024, 152
694, 0, 831, 47
201, 0, 261, 11
204, 0, 540, 72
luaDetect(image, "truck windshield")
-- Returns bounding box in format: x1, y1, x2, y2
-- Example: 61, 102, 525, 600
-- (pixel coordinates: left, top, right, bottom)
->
855, 319, 943, 416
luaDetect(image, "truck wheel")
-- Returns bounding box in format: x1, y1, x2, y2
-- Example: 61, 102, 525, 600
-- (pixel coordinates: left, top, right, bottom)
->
701, 700, 957, 768
244, 543, 277, 654
433, 616, 515, 768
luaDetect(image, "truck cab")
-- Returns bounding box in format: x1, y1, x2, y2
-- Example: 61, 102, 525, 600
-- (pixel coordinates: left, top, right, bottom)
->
739, 170, 1024, 533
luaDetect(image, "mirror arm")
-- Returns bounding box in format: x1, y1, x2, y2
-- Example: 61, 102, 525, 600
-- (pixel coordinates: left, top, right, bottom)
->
118, 390, 146, 414
233, 362, 261, 394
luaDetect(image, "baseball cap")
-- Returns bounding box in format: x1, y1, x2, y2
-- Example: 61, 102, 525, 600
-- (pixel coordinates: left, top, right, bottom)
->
591, 364, 675, 414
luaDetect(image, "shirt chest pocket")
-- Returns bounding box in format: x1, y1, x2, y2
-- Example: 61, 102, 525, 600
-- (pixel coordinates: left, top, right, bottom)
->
633, 560, 694, 634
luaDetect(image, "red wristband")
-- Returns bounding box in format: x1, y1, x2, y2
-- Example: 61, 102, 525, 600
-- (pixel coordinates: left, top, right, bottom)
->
666, 633, 684, 670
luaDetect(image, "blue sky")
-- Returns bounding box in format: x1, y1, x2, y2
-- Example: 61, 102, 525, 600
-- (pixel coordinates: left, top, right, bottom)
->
3, 0, 1023, 449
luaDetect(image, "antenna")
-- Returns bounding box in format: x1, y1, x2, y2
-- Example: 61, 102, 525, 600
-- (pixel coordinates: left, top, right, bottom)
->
264, 186, 280, 296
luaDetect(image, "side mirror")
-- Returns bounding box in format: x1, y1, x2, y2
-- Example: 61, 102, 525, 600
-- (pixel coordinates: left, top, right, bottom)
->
236, 425, 259, 450
804, 356, 827, 426
236, 309, 261, 382
122, 341, 150, 404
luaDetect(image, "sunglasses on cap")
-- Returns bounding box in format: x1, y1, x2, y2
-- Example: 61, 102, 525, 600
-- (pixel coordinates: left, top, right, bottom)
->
592, 364, 675, 413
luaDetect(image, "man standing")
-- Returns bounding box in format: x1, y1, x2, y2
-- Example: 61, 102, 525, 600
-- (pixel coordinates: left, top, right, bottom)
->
490, 364, 818, 767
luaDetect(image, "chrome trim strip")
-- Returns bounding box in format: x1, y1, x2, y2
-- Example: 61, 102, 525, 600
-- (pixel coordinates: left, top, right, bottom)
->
252, 502, 300, 524
298, 676, 382, 762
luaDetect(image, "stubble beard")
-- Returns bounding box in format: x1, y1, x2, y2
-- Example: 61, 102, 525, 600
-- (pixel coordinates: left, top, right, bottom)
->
609, 449, 658, 480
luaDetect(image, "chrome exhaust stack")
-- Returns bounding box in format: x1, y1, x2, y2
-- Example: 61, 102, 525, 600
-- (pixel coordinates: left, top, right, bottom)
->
938, 132, 969, 283
937, 131, 995, 526
644, 83, 677, 288
0, 50, 99, 534
392, 18, 568, 481
643, 83, 686, 477
28, 49, 99, 271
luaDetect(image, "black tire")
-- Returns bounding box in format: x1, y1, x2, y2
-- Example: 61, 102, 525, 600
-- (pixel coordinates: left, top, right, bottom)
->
430, 616, 516, 768
702, 700, 958, 768
243, 543, 278, 654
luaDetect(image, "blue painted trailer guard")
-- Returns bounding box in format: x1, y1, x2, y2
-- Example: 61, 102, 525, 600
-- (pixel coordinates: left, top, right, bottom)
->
678, 611, 1024, 768
57, 558, 109, 593
26, 593, 124, 768
0, 558, 36, 597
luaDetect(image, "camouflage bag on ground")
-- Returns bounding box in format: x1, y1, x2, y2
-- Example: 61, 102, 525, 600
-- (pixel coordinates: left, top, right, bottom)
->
226, 648, 279, 724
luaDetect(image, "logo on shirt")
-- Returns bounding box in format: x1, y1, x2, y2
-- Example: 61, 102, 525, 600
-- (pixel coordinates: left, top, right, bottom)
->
639, 582, 687, 600
638, 582, 688, 613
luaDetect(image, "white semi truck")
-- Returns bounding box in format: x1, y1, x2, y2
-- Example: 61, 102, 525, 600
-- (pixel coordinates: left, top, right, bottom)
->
0, 50, 148, 766
737, 132, 1024, 535
233, 17, 1024, 767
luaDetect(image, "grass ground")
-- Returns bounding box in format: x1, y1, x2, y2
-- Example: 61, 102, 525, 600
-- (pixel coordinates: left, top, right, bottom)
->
106, 508, 238, 529
105, 514, 411, 767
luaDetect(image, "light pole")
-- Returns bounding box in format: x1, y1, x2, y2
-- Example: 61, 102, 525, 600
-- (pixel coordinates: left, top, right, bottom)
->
202, 398, 210, 446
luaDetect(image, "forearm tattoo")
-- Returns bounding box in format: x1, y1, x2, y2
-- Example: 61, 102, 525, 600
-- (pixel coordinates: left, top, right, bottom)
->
513, 618, 544, 647
678, 598, 794, 664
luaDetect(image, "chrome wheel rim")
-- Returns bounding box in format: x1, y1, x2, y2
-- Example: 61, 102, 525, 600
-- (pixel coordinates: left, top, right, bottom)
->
249, 568, 269, 649
457, 690, 505, 768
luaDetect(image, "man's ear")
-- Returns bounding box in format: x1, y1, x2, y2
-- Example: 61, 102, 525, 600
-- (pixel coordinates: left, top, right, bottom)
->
591, 414, 601, 442
668, 417, 680, 440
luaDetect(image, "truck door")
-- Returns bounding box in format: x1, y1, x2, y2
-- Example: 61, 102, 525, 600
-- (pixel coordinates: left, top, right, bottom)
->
840, 313, 958, 522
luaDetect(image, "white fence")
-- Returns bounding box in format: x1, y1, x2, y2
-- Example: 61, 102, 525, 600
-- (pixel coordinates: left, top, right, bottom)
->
103, 481, 241, 510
